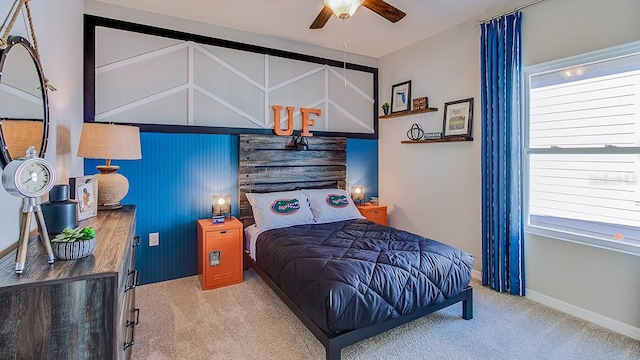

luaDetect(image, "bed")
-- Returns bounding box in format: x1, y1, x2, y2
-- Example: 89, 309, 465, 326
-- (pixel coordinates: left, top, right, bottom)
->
238, 134, 474, 360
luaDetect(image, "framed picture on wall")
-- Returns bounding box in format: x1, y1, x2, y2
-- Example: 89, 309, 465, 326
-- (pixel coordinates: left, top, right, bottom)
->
69, 175, 98, 221
391, 80, 411, 113
442, 98, 474, 138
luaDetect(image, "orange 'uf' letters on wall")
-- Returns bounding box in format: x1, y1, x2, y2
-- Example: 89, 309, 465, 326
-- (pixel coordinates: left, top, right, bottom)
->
272, 105, 321, 137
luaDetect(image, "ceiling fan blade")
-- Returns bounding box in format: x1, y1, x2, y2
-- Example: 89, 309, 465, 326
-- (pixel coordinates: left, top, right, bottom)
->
362, 0, 406, 23
310, 6, 333, 29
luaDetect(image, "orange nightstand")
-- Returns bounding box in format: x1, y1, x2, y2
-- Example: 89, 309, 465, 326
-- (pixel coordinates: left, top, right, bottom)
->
357, 203, 387, 226
197, 217, 243, 290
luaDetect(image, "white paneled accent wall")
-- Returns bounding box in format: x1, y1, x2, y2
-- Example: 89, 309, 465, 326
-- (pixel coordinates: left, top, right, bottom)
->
94, 27, 375, 134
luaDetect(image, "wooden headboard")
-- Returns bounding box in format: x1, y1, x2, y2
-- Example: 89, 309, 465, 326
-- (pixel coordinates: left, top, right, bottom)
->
238, 134, 347, 228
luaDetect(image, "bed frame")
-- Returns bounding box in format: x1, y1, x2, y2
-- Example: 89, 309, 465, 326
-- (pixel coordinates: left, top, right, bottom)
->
238, 134, 473, 360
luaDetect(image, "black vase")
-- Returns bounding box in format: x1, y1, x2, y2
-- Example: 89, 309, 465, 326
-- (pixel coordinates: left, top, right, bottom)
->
41, 185, 78, 235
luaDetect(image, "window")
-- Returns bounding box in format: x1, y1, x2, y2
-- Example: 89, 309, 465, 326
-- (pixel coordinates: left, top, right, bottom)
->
524, 42, 640, 255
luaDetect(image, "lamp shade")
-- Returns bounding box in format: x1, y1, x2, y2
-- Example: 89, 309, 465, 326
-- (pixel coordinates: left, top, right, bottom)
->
77, 123, 141, 210
77, 123, 141, 160
350, 184, 365, 202
212, 195, 232, 215
324, 0, 364, 19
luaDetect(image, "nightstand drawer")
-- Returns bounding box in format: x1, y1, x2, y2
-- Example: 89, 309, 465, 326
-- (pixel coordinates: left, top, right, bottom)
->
357, 204, 388, 226
207, 228, 238, 241
365, 210, 387, 226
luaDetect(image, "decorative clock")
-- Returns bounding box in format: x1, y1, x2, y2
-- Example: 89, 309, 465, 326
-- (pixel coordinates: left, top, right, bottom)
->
1, 146, 56, 274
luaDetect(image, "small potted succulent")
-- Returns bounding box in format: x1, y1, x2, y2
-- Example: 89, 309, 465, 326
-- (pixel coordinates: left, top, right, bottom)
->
51, 226, 97, 260
382, 102, 390, 115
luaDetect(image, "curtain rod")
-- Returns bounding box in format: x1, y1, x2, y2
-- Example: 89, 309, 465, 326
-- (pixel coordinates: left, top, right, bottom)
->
478, 0, 545, 25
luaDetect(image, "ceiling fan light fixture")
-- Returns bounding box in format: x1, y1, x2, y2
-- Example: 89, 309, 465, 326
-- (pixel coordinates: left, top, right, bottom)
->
324, 0, 365, 20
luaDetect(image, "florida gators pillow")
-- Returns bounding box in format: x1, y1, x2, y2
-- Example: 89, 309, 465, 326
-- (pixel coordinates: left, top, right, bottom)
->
245, 190, 315, 231
302, 189, 364, 224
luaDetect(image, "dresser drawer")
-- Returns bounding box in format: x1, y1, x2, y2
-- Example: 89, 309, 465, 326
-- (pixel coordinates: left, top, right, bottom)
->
117, 231, 138, 359
0, 205, 138, 360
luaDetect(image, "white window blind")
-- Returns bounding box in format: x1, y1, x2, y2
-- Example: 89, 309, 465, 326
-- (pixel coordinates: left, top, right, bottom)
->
525, 46, 640, 254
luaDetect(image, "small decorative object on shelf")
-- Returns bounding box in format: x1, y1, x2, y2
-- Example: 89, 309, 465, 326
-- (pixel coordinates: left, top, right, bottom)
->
412, 97, 428, 110
423, 132, 443, 140
370, 196, 379, 206
51, 226, 97, 260
382, 102, 390, 115
407, 123, 425, 140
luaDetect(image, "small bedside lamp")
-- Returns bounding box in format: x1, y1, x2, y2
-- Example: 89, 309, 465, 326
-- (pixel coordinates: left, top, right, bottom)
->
350, 184, 365, 205
77, 123, 141, 210
212, 195, 231, 223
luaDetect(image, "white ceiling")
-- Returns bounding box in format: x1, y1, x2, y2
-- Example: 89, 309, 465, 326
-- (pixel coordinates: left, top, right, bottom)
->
95, 0, 514, 58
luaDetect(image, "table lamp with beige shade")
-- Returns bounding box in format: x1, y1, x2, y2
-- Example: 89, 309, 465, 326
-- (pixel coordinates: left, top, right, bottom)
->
77, 123, 141, 210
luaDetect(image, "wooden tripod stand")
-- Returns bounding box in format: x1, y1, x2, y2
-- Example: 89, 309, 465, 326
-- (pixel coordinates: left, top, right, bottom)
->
15, 197, 55, 274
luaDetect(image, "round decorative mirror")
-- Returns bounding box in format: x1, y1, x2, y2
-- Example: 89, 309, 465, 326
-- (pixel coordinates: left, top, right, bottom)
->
0, 35, 49, 168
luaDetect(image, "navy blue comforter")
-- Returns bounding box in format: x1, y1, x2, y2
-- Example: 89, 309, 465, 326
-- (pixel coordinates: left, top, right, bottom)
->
255, 219, 475, 334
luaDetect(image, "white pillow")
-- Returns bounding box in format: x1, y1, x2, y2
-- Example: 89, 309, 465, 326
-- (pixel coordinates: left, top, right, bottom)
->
245, 190, 315, 231
302, 188, 364, 224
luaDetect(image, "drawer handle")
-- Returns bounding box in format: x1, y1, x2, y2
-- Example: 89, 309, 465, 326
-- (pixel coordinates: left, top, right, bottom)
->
372, 211, 379, 214
133, 308, 140, 325
123, 320, 136, 351
219, 230, 227, 234
133, 236, 141, 248
125, 270, 139, 292
123, 308, 139, 350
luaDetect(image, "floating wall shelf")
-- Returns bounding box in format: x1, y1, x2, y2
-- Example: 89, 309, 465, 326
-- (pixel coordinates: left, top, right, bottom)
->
380, 107, 438, 119
401, 136, 473, 144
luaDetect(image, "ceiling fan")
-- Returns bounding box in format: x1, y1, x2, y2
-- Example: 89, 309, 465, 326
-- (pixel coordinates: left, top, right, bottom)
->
310, 0, 406, 29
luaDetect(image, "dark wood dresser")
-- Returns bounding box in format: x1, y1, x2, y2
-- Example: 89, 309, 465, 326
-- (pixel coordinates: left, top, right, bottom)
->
0, 205, 139, 359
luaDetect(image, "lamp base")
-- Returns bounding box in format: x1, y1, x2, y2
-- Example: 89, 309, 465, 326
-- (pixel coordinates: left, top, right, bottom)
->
96, 165, 129, 211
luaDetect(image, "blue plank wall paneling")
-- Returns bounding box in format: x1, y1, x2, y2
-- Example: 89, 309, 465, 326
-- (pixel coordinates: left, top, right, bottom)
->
85, 133, 378, 284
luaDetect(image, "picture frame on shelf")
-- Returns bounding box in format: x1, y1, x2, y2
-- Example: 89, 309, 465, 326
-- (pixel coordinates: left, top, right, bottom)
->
69, 175, 98, 221
391, 80, 411, 113
442, 98, 473, 138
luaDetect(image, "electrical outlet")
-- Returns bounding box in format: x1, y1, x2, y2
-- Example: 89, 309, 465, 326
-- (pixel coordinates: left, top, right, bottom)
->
149, 232, 159, 247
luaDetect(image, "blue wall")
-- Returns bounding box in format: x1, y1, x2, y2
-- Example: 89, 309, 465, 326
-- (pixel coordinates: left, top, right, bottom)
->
346, 138, 378, 201
86, 134, 377, 284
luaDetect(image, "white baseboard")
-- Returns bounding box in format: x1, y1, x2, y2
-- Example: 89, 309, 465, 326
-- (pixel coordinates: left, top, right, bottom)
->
526, 289, 640, 341
471, 269, 482, 281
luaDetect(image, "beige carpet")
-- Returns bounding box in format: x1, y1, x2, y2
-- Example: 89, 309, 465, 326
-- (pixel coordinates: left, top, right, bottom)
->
132, 270, 639, 360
